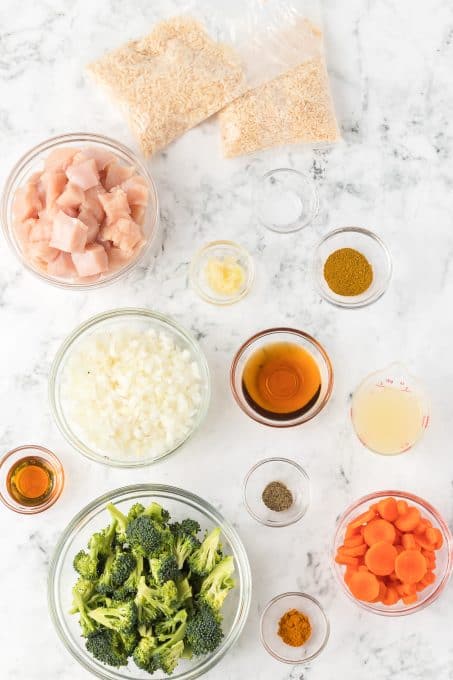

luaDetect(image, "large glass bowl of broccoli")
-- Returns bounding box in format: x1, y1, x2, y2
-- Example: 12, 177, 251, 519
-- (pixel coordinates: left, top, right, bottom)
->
48, 484, 252, 680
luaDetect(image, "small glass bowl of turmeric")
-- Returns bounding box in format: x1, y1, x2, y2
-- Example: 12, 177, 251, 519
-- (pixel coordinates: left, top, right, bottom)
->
260, 592, 330, 664
313, 227, 392, 308
190, 240, 254, 306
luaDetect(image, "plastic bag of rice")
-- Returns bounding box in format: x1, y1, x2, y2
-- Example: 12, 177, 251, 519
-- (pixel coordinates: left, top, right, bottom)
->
88, 2, 325, 156
218, 21, 340, 158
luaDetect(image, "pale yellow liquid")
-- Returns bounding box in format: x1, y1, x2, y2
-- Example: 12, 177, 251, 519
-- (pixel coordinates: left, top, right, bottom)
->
351, 385, 425, 455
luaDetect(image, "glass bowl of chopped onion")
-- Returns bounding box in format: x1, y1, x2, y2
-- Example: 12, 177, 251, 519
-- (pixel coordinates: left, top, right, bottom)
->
49, 308, 210, 467
1, 132, 160, 290
48, 484, 252, 680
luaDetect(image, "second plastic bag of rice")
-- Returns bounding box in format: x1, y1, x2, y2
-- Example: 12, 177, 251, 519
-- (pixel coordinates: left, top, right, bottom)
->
88, 17, 245, 156
218, 22, 340, 158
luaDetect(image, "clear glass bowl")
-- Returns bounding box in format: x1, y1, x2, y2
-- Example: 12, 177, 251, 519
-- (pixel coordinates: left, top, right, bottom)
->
189, 240, 254, 305
48, 484, 252, 680
0, 444, 64, 514
254, 169, 319, 233
1, 133, 160, 290
260, 592, 329, 663
230, 328, 333, 428
49, 308, 210, 467
243, 458, 310, 527
313, 227, 392, 308
332, 490, 453, 616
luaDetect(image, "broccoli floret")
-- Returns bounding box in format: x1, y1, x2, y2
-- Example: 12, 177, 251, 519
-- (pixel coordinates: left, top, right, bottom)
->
142, 501, 171, 524
85, 628, 128, 667
73, 550, 99, 582
74, 521, 118, 581
133, 629, 158, 672
112, 554, 144, 601
127, 503, 145, 522
96, 553, 115, 596
171, 521, 201, 570
188, 528, 222, 577
126, 515, 170, 557
186, 602, 223, 656
155, 640, 185, 675
119, 628, 139, 656
88, 600, 138, 634
111, 551, 136, 588
107, 503, 129, 543
199, 556, 235, 612
71, 589, 97, 637
150, 554, 179, 585
136, 612, 187, 675
177, 577, 192, 604
70, 577, 95, 613
154, 609, 187, 642
134, 576, 178, 624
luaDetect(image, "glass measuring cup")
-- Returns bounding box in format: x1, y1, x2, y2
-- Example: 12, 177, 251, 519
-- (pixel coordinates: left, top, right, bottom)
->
350, 363, 430, 456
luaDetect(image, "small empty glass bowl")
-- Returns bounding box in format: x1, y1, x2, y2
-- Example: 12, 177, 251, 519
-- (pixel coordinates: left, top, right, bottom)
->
189, 240, 254, 305
243, 458, 310, 527
0, 445, 64, 514
254, 169, 319, 233
260, 592, 329, 664
313, 227, 392, 308
230, 328, 333, 428
332, 491, 453, 616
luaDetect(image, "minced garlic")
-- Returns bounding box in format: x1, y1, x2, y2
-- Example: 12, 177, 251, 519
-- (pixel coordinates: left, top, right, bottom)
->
205, 256, 246, 296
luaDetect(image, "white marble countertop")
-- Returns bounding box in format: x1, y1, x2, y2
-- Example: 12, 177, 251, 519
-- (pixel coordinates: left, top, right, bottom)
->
2, 1, 453, 678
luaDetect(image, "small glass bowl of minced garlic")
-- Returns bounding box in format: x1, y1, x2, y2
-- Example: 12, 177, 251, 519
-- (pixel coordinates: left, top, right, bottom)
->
313, 227, 392, 309
190, 240, 254, 305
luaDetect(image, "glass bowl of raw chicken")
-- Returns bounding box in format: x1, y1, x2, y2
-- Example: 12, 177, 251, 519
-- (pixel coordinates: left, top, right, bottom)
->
1, 133, 159, 289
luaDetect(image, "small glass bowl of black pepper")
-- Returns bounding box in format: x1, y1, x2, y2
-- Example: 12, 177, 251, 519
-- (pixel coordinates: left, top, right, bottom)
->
243, 457, 310, 527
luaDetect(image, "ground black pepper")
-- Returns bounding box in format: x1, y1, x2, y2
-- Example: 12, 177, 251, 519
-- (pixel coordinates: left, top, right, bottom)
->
262, 481, 293, 512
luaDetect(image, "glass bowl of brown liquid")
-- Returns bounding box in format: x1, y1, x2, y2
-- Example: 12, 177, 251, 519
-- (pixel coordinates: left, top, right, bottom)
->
230, 328, 333, 427
0, 444, 64, 513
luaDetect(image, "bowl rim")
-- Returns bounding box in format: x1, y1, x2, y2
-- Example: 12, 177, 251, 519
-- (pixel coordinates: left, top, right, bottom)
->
230, 327, 334, 428
189, 239, 255, 306
243, 457, 310, 527
313, 226, 393, 309
0, 443, 64, 514
1, 132, 160, 291
260, 591, 330, 663
47, 483, 252, 680
332, 489, 453, 616
254, 168, 319, 234
48, 307, 211, 468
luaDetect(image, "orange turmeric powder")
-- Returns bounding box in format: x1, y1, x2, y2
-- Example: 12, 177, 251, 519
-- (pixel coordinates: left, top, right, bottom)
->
278, 608, 312, 647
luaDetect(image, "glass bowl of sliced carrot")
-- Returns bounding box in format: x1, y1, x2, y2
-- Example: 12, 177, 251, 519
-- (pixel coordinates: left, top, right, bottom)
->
332, 491, 453, 616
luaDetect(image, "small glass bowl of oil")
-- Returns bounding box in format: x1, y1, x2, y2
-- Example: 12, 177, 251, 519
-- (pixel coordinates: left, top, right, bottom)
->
230, 328, 334, 428
0, 444, 64, 514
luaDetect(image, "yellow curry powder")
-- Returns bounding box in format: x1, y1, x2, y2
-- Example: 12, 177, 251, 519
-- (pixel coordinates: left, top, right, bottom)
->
323, 247, 373, 296
278, 608, 312, 647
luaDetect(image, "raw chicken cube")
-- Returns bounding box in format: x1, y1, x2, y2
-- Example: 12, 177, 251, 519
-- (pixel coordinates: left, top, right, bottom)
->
47, 251, 77, 278
72, 243, 108, 277
99, 188, 130, 224
84, 185, 106, 222
57, 182, 85, 211
44, 147, 77, 172
101, 217, 143, 254
108, 245, 135, 271
78, 207, 99, 243
14, 218, 36, 246
104, 162, 135, 191
13, 182, 43, 221
29, 220, 52, 242
66, 158, 99, 190
121, 176, 149, 206
50, 210, 88, 253
26, 241, 59, 264
131, 204, 146, 225
40, 171, 67, 208
83, 146, 116, 171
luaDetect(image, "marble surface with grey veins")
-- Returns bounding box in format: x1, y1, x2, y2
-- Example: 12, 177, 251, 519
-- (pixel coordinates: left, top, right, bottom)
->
1, 1, 453, 679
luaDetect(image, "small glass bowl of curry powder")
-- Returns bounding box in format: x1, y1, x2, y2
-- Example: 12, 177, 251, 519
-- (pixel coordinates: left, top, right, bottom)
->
260, 592, 330, 663
313, 227, 392, 308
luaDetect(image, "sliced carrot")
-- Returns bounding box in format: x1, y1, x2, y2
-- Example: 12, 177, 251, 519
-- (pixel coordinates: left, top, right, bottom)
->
416, 581, 427, 592
395, 507, 421, 532
383, 585, 399, 605
401, 582, 416, 596
427, 527, 443, 549
396, 500, 408, 515
341, 543, 368, 557
414, 535, 436, 551
349, 509, 377, 530
344, 535, 366, 548
344, 566, 358, 583
402, 593, 418, 605
363, 519, 396, 546
365, 541, 398, 576
377, 580, 388, 603
402, 534, 418, 550
345, 524, 361, 539
335, 553, 359, 567
377, 497, 398, 522
348, 570, 380, 602
419, 571, 436, 587
396, 583, 406, 597
415, 518, 432, 534
395, 550, 427, 584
